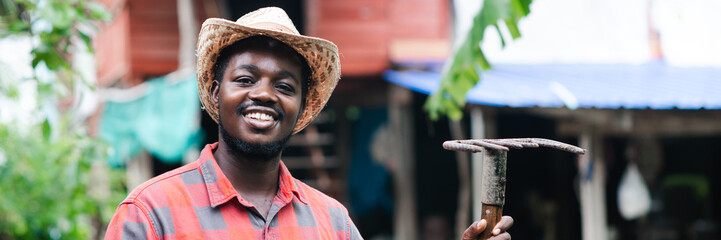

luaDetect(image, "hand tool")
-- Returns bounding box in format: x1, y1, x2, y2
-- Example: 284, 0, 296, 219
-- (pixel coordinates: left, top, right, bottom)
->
443, 138, 586, 240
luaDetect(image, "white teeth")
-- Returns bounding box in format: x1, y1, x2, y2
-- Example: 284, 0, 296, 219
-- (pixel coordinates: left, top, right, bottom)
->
246, 112, 274, 121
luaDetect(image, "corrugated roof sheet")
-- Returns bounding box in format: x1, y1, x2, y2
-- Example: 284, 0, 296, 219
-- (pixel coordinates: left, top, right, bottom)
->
384, 62, 721, 110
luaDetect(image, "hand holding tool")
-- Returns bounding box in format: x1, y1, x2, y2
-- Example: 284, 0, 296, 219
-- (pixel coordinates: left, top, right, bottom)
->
443, 138, 586, 240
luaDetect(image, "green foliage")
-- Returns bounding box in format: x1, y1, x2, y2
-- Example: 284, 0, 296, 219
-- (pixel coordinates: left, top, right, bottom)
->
0, 119, 127, 240
0, 0, 123, 239
0, 0, 111, 93
424, 0, 532, 120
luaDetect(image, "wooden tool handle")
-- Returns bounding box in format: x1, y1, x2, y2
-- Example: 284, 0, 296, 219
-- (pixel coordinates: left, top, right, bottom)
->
479, 204, 503, 240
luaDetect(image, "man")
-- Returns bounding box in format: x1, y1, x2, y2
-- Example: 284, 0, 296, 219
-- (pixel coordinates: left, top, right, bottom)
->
105, 7, 512, 239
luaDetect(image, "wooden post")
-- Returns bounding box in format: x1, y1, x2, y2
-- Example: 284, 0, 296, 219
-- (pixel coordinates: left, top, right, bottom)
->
578, 128, 608, 240
470, 106, 495, 222
126, 151, 153, 192
176, 0, 197, 70
388, 84, 417, 240
450, 120, 471, 239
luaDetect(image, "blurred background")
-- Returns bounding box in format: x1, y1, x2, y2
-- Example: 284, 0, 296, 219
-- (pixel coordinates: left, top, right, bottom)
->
1, 0, 720, 239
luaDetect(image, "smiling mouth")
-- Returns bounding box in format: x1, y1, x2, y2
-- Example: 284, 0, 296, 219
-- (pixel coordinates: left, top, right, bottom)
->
244, 112, 276, 121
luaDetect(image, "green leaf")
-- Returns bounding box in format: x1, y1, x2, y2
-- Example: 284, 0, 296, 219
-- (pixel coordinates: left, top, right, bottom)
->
424, 0, 532, 120
6, 86, 19, 99
34, 47, 68, 71
423, 92, 442, 120
475, 49, 492, 71
31, 56, 40, 68
504, 19, 521, 39
494, 24, 506, 47
77, 30, 93, 53
8, 20, 28, 33
37, 82, 54, 97
46, 1, 76, 29
42, 118, 51, 140
84, 1, 112, 21
511, 0, 532, 16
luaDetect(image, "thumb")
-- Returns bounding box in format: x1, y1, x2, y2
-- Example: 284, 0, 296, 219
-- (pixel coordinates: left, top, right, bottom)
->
462, 219, 488, 240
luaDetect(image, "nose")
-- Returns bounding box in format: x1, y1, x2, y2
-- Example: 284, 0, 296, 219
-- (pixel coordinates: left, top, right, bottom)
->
248, 79, 279, 103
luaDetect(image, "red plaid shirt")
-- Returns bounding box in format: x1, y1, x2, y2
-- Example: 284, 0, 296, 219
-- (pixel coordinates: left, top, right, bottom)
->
105, 143, 362, 240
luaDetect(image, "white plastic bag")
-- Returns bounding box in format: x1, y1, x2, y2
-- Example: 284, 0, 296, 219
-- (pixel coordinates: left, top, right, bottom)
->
617, 162, 651, 220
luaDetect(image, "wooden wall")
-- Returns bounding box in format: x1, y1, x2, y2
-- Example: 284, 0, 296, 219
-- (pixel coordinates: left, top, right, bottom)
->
95, 0, 130, 87
307, 0, 451, 76
95, 0, 209, 87
127, 0, 180, 85
96, 0, 450, 84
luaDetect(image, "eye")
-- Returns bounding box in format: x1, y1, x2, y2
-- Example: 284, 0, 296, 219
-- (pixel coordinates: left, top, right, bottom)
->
275, 82, 295, 94
234, 77, 254, 85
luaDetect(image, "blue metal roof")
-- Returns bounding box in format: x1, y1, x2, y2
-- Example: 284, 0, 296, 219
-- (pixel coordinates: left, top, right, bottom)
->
384, 62, 721, 110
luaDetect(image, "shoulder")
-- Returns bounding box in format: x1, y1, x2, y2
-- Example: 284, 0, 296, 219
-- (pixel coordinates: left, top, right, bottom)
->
293, 180, 363, 240
122, 161, 201, 207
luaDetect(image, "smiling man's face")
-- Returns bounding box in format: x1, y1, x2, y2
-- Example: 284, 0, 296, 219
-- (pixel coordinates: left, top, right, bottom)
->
211, 38, 305, 158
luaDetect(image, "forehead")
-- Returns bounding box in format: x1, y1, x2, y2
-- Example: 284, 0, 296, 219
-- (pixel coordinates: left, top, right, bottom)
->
227, 48, 302, 69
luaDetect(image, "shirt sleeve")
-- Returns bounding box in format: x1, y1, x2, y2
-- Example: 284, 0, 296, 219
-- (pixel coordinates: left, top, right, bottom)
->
348, 216, 363, 240
105, 203, 157, 240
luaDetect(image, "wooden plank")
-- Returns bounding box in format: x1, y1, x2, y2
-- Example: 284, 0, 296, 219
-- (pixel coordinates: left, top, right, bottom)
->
550, 109, 721, 136
131, 49, 178, 60
318, 0, 387, 13
340, 63, 388, 76
126, 151, 153, 192
287, 133, 336, 146
128, 0, 175, 9
391, 25, 447, 39
577, 128, 608, 240
388, 84, 417, 240
314, 31, 388, 45
130, 61, 178, 77
318, 7, 388, 22
129, 36, 178, 46
129, 22, 180, 34
95, 8, 131, 86
129, 14, 178, 22
282, 156, 340, 169
390, 0, 449, 39
334, 105, 352, 204
314, 21, 390, 36
389, 38, 449, 61
449, 120, 472, 239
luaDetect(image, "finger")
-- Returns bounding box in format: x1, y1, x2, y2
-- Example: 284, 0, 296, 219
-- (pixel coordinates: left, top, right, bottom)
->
462, 219, 487, 240
493, 216, 515, 234
488, 232, 511, 240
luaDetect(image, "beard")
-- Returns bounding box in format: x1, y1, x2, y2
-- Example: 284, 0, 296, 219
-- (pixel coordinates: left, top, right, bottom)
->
218, 115, 292, 160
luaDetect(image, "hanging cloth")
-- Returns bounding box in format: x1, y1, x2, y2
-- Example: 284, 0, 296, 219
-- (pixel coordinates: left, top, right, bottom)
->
100, 74, 202, 167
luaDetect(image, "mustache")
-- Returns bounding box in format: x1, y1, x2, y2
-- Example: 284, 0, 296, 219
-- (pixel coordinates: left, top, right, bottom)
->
236, 102, 284, 121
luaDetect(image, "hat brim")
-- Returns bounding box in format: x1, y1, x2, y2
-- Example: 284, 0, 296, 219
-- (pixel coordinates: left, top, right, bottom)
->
196, 18, 341, 134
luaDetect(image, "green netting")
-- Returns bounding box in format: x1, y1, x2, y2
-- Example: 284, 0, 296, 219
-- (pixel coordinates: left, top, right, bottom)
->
100, 74, 203, 167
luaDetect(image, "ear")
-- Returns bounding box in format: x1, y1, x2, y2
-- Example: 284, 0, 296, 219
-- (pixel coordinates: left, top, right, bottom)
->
211, 80, 221, 107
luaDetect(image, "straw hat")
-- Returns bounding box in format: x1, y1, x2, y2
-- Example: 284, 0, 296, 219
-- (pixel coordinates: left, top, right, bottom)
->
196, 7, 340, 134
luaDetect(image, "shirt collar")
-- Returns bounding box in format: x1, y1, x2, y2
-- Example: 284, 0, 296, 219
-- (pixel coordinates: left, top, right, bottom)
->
278, 160, 308, 204
198, 143, 308, 208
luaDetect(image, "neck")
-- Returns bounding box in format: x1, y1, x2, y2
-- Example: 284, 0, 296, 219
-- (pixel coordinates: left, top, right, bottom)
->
214, 139, 281, 196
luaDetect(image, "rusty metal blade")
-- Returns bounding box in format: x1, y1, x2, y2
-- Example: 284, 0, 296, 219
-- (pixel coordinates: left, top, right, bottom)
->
443, 141, 486, 153
459, 139, 510, 151
506, 138, 586, 154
